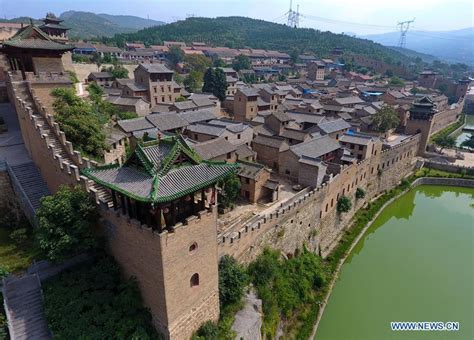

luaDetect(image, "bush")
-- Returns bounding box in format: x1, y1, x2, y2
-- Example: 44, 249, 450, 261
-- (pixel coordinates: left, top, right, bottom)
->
337, 196, 352, 213
9, 228, 28, 245
36, 186, 98, 262
42, 255, 161, 339
117, 111, 138, 120
355, 187, 365, 199
248, 248, 325, 337
51, 87, 109, 158
219, 255, 248, 308
218, 173, 241, 209
193, 321, 219, 340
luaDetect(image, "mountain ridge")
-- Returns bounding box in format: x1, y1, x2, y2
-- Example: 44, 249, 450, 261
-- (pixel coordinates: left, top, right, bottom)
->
107, 16, 427, 67
0, 11, 165, 39
362, 27, 473, 65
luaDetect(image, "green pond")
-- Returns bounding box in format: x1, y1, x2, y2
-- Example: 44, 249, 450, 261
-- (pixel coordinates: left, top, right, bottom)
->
316, 185, 474, 340
455, 115, 474, 147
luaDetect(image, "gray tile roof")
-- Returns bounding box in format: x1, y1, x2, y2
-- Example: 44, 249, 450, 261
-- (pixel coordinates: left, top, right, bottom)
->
89, 166, 154, 199
141, 143, 173, 173
192, 138, 236, 160
334, 96, 365, 105
238, 87, 260, 97
253, 135, 287, 149
236, 144, 256, 159
290, 134, 340, 159
106, 95, 148, 106
146, 113, 189, 131
173, 101, 197, 110
339, 133, 376, 146
117, 117, 154, 133
317, 119, 351, 134
272, 110, 292, 122
280, 128, 308, 141
138, 63, 174, 74
238, 160, 265, 179
156, 164, 235, 199
287, 112, 326, 125
180, 109, 217, 124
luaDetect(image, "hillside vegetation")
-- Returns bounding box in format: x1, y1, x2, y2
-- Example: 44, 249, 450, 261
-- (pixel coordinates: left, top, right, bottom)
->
105, 16, 416, 66
0, 11, 164, 39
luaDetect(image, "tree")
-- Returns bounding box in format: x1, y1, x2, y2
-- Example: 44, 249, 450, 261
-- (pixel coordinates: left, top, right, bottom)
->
36, 186, 98, 262
51, 87, 109, 157
102, 65, 129, 79
175, 96, 187, 102
356, 187, 366, 199
289, 48, 299, 64
184, 54, 212, 73
218, 255, 248, 307
372, 105, 400, 132
117, 111, 138, 120
167, 46, 184, 65
218, 173, 240, 208
388, 76, 405, 87
232, 54, 251, 71
384, 69, 394, 77
337, 196, 352, 213
433, 134, 456, 151
87, 82, 104, 101
438, 83, 448, 95
91, 52, 102, 71
460, 134, 474, 149
202, 68, 228, 101
184, 70, 203, 93
212, 58, 226, 67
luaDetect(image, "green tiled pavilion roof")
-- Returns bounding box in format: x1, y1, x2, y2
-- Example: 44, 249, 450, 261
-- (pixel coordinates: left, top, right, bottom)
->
81, 136, 238, 203
2, 24, 73, 51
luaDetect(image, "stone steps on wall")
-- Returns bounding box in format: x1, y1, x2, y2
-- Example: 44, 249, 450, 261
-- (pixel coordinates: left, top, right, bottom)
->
2, 275, 52, 340
10, 79, 113, 206
9, 162, 51, 211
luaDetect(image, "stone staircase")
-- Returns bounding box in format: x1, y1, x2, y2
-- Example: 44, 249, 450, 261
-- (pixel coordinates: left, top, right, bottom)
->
2, 275, 52, 340
8, 162, 50, 211
9, 80, 112, 205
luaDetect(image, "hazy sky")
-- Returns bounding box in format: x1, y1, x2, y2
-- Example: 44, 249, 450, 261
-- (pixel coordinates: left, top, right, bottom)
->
0, 0, 472, 35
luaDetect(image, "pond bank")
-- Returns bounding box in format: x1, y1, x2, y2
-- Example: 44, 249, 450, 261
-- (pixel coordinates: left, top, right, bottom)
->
310, 176, 474, 339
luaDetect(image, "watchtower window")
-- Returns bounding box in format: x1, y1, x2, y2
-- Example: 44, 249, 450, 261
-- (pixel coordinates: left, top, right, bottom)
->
190, 273, 200, 287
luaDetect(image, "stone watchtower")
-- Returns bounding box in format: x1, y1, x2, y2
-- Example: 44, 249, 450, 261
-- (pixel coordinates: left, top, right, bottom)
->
405, 96, 436, 155
82, 136, 238, 339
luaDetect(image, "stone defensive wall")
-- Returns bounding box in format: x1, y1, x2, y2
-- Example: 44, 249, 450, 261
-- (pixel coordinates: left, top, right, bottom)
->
431, 98, 464, 134
6, 72, 107, 198
411, 176, 474, 188
100, 204, 220, 340
218, 134, 421, 263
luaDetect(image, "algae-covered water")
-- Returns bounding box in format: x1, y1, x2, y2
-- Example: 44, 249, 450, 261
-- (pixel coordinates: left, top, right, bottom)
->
316, 185, 474, 340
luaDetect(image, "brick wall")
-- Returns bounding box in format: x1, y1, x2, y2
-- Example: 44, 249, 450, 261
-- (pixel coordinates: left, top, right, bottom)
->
103, 206, 220, 340
218, 135, 420, 263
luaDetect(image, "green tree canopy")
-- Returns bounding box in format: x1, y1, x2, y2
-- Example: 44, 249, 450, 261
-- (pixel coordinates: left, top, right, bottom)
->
36, 186, 98, 262
184, 70, 204, 93
51, 87, 109, 157
433, 134, 456, 151
218, 255, 248, 308
232, 54, 251, 71
168, 46, 184, 65
218, 173, 240, 208
388, 76, 405, 87
337, 196, 352, 213
372, 105, 400, 132
184, 54, 212, 73
202, 68, 228, 101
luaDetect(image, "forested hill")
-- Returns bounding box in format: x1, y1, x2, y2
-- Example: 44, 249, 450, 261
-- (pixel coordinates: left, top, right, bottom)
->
106, 16, 416, 65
